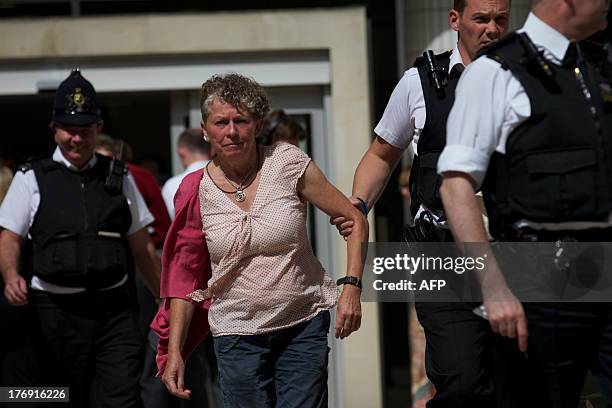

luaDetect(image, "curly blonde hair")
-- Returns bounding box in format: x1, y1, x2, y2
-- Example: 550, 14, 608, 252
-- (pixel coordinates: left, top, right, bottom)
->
200, 73, 271, 122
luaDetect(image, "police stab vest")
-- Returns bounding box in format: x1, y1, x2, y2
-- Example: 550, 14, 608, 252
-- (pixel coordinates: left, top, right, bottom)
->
409, 51, 462, 212
481, 33, 612, 239
29, 154, 133, 289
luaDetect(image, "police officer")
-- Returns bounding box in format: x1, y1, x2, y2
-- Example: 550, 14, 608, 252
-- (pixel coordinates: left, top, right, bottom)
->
0, 69, 161, 407
438, 0, 611, 406
331, 1, 511, 406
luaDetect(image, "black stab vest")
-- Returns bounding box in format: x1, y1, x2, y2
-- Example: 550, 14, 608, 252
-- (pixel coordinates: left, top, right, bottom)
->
29, 154, 133, 289
481, 33, 612, 239
410, 51, 462, 212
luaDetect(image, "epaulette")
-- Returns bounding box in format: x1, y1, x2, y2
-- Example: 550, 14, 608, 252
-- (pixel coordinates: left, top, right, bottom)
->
412, 50, 452, 68
17, 154, 49, 173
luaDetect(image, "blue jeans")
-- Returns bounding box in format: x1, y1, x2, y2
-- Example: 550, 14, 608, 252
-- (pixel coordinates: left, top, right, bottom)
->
213, 310, 330, 408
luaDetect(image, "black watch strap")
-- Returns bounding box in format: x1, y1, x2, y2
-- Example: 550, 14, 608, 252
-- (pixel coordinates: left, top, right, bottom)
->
336, 276, 362, 289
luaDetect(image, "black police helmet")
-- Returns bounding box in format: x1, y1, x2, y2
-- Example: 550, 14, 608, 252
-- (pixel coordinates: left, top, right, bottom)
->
52, 69, 102, 126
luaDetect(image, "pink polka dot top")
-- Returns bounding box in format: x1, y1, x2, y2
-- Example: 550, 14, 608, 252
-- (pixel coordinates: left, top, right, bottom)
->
198, 143, 338, 336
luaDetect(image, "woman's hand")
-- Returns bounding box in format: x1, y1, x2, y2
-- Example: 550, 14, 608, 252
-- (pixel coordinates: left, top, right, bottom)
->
163, 298, 197, 399
162, 350, 192, 399
335, 284, 362, 339
329, 197, 360, 240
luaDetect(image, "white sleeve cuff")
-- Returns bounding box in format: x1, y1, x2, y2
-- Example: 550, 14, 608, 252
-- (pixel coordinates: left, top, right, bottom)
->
437, 145, 491, 189
0, 218, 28, 238
374, 124, 409, 150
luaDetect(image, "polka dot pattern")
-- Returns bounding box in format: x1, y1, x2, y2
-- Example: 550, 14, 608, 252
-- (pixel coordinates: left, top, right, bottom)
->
199, 143, 339, 336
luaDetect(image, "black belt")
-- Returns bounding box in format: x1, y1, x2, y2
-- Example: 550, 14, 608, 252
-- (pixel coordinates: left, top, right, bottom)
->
502, 227, 612, 243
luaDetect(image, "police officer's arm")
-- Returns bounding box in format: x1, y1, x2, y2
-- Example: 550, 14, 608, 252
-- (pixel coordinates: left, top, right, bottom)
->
162, 298, 194, 399
127, 228, 161, 297
440, 172, 527, 352
0, 229, 28, 306
331, 136, 403, 236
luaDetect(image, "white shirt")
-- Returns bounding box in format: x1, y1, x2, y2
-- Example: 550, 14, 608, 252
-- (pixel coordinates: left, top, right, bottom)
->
0, 147, 155, 293
162, 160, 208, 220
439, 12, 612, 230
375, 46, 465, 226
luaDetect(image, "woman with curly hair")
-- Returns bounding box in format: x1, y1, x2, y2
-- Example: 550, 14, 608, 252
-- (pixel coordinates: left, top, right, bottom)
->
160, 73, 368, 407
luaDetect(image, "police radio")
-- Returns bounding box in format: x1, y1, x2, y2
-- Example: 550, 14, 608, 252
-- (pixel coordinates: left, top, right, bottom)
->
423, 50, 447, 96
105, 142, 127, 194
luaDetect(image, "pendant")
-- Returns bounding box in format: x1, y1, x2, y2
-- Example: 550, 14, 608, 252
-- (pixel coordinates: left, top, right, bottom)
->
235, 189, 246, 202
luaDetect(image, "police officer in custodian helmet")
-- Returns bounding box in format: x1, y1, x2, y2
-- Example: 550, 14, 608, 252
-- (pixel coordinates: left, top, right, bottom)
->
0, 69, 161, 407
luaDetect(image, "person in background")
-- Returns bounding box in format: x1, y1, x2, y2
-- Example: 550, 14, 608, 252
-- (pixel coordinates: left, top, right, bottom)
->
162, 128, 212, 220
0, 69, 160, 407
258, 109, 306, 147
138, 155, 168, 184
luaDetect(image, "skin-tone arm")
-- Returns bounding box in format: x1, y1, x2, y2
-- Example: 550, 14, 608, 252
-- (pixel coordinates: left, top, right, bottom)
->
0, 229, 27, 306
440, 172, 527, 352
127, 228, 161, 297
161, 298, 195, 399
298, 161, 369, 339
331, 136, 403, 236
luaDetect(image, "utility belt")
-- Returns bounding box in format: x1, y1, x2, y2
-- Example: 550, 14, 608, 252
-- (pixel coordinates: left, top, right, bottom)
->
499, 225, 612, 243
403, 212, 453, 243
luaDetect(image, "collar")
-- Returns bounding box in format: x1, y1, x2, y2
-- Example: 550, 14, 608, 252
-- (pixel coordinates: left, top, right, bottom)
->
185, 159, 209, 173
520, 12, 571, 64
52, 146, 97, 171
449, 46, 465, 74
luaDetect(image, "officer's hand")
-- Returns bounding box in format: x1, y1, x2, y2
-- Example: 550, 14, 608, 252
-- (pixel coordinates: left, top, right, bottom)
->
330, 197, 362, 240
483, 289, 528, 353
4, 276, 28, 306
162, 351, 191, 399
335, 285, 362, 339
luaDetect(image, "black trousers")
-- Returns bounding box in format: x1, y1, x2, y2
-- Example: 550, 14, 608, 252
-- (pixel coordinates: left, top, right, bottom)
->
28, 285, 143, 408
512, 302, 612, 408
415, 302, 497, 408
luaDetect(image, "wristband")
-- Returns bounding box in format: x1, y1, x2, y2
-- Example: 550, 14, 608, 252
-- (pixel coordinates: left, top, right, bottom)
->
355, 197, 369, 215
336, 276, 362, 289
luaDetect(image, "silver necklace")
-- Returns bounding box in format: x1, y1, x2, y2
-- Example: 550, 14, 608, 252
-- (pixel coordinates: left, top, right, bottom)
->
219, 152, 259, 202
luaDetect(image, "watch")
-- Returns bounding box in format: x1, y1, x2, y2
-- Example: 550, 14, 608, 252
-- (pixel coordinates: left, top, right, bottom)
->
336, 276, 362, 289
